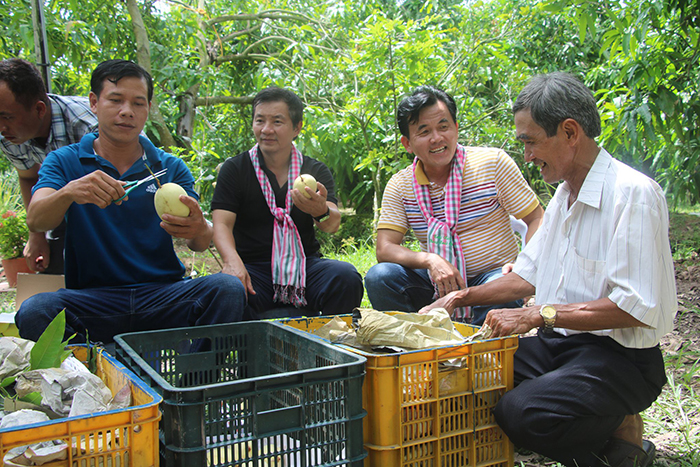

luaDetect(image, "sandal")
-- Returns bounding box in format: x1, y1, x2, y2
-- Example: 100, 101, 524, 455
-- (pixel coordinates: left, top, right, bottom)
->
597, 438, 656, 467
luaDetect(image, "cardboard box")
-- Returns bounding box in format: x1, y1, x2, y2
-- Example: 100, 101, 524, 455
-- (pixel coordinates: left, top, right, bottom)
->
14, 273, 65, 311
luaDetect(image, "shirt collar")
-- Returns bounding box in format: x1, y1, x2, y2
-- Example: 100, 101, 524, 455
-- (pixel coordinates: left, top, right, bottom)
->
414, 159, 431, 185
573, 148, 611, 210
78, 133, 162, 177
413, 143, 464, 186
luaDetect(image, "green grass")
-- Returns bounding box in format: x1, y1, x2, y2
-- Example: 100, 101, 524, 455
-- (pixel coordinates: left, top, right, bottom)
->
321, 237, 376, 308
0, 290, 15, 314
0, 170, 23, 214
669, 211, 700, 261
671, 203, 700, 215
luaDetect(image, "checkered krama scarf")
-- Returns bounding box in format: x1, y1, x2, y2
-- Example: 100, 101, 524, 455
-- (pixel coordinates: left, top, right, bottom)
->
412, 144, 471, 321
249, 144, 307, 307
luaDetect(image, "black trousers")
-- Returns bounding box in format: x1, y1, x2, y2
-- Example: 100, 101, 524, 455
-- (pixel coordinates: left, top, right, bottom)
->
43, 219, 66, 275
494, 330, 666, 467
243, 256, 363, 318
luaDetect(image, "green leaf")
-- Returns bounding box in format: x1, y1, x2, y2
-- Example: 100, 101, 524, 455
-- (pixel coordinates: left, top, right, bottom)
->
30, 310, 73, 371
577, 12, 589, 44
587, 12, 596, 38
638, 103, 652, 124
1, 376, 17, 389
656, 87, 676, 116
622, 31, 632, 54
542, 1, 565, 13
19, 392, 43, 406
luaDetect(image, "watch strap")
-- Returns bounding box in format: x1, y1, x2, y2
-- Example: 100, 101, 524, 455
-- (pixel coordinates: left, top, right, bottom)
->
313, 206, 330, 222
539, 305, 556, 333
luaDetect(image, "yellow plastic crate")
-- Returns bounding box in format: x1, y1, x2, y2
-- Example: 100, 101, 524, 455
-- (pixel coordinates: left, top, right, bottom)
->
0, 322, 19, 338
0, 346, 162, 467
279, 313, 518, 467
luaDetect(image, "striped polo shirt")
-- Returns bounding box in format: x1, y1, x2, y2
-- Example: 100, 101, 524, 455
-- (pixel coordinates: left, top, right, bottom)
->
378, 145, 540, 279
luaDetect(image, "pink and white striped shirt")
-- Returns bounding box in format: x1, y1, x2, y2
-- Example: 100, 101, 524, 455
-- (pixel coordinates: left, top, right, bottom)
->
378, 146, 540, 280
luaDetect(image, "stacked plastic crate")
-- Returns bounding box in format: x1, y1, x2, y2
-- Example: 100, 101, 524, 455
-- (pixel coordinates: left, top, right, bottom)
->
279, 313, 518, 467
115, 320, 367, 467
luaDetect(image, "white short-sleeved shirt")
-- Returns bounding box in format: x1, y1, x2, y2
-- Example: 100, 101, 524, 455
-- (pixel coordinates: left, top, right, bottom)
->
514, 149, 677, 348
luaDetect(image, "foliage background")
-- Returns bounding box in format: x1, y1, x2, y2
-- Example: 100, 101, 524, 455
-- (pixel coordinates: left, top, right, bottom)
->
3, 0, 698, 221
1, 2, 699, 463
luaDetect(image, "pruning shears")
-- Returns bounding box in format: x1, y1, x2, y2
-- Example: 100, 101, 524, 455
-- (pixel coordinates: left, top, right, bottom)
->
114, 168, 167, 203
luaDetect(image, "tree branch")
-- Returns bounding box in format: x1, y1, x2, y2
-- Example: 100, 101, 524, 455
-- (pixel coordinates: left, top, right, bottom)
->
195, 95, 254, 106
240, 35, 295, 55
219, 23, 262, 43
207, 10, 314, 27
213, 53, 279, 65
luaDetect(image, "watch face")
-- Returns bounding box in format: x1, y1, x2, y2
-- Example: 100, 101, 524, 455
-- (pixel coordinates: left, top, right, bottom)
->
541, 305, 556, 319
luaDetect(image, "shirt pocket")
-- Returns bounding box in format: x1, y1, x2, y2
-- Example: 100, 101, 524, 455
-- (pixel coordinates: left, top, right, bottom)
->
571, 248, 608, 299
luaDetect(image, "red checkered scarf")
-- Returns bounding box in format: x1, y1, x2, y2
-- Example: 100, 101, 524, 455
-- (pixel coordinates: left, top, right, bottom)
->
412, 144, 471, 321
249, 144, 307, 307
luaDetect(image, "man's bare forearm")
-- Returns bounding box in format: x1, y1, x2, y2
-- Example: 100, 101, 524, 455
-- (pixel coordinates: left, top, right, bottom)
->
377, 241, 434, 269
456, 272, 535, 307
27, 189, 72, 232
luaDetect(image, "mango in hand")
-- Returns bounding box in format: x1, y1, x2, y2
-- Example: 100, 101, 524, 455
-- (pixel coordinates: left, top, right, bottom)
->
293, 174, 317, 199
154, 183, 190, 220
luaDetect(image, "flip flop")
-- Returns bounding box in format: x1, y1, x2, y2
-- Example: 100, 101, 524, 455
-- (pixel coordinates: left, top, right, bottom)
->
598, 438, 656, 467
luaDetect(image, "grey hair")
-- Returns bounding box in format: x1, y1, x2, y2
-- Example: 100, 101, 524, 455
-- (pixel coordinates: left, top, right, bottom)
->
513, 72, 601, 138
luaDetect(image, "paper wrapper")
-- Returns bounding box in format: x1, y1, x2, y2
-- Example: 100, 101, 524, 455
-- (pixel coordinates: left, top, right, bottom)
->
14, 366, 130, 418
312, 309, 466, 352
0, 337, 35, 381
0, 410, 68, 466
356, 308, 465, 349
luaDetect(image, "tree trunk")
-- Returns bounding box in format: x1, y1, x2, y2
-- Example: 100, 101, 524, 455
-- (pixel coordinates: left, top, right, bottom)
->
176, 91, 196, 143
175, 0, 209, 144
125, 0, 177, 151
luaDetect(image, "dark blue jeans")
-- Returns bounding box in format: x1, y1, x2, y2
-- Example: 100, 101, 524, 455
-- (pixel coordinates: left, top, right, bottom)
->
244, 256, 363, 318
364, 263, 522, 325
15, 273, 246, 344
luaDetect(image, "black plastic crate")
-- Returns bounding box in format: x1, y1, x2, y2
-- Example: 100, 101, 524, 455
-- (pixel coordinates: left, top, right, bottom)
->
114, 320, 366, 467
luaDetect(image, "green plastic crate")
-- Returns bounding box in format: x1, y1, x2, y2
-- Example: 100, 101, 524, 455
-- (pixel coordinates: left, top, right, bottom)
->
115, 320, 367, 467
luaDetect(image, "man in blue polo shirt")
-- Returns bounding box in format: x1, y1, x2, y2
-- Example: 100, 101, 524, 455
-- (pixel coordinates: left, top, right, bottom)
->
15, 59, 246, 345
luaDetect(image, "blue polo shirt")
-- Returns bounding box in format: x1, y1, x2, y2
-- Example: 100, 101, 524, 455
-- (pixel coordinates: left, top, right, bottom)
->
34, 133, 197, 289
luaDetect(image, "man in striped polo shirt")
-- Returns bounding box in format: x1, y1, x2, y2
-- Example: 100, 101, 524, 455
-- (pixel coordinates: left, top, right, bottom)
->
0, 58, 98, 274
364, 85, 544, 325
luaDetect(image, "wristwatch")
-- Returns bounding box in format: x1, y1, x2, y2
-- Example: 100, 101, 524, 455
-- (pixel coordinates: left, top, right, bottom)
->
539, 305, 557, 333
313, 206, 330, 222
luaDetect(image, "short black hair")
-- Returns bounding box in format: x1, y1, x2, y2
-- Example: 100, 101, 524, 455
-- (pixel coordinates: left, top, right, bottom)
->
397, 86, 458, 138
252, 87, 304, 127
513, 72, 601, 138
90, 59, 154, 102
0, 58, 48, 109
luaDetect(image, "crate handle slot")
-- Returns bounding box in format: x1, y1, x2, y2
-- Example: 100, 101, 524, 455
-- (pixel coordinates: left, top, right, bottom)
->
256, 406, 303, 436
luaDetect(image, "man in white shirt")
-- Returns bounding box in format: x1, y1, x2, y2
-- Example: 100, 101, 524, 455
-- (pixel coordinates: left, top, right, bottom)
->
421, 72, 676, 467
